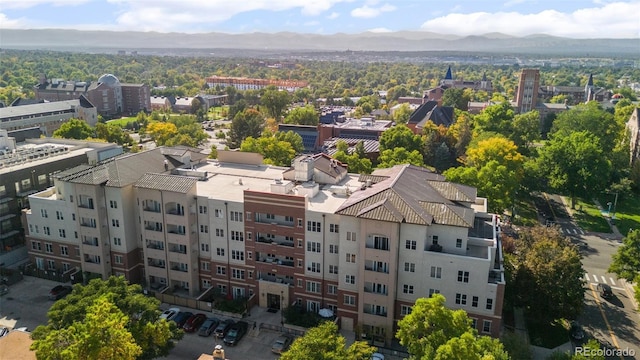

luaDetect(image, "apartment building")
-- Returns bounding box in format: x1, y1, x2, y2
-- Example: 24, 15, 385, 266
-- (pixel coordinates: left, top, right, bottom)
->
205, 76, 308, 92
25, 149, 504, 344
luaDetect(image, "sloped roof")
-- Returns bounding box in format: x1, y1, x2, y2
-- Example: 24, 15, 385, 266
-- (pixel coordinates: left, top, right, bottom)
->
336, 164, 477, 227
135, 173, 197, 193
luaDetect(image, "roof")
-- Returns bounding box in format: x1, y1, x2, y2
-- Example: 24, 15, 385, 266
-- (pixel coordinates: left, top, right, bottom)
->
0, 99, 92, 120
58, 147, 189, 187
336, 164, 477, 227
323, 137, 379, 156
0, 330, 36, 360
409, 101, 455, 128
135, 173, 197, 193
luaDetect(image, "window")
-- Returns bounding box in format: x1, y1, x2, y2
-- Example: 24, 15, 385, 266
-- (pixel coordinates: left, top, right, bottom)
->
329, 224, 339, 233
345, 275, 355, 284
329, 244, 339, 254
232, 268, 245, 279
0, 185, 5, 196
72, 214, 75, 221
285, 215, 294, 223
307, 221, 321, 232
202, 279, 212, 288
110, 200, 118, 209
344, 295, 356, 306
56, 211, 64, 220
482, 320, 492, 333
247, 251, 252, 260
401, 305, 412, 316
429, 289, 441, 297
329, 265, 339, 274
328, 284, 338, 294
201, 261, 211, 271
199, 205, 207, 214
455, 293, 467, 305
472, 296, 479, 307
216, 266, 226, 275
486, 299, 493, 310
113, 237, 122, 246
230, 211, 243, 222
405, 240, 416, 250
201, 243, 210, 252
60, 245, 69, 256
45, 243, 53, 253
403, 284, 414, 294
31, 241, 41, 251
217, 284, 227, 294
231, 250, 244, 261
430, 266, 442, 279
306, 241, 321, 253
43, 226, 51, 236
346, 231, 356, 241
231, 231, 244, 241
297, 218, 303, 227
114, 255, 123, 264
297, 239, 303, 248
306, 281, 321, 293
246, 232, 252, 241
345, 253, 356, 263
266, 213, 275, 220
404, 262, 415, 272
216, 248, 225, 256
215, 228, 224, 237
62, 263, 70, 272
214, 209, 223, 218
34, 225, 39, 234
457, 270, 470, 283
47, 259, 55, 270
69, 195, 73, 203
58, 229, 66, 238
41, 209, 48, 218
308, 262, 321, 273
371, 235, 389, 250
38, 174, 47, 185
432, 235, 439, 245
111, 219, 120, 227
456, 238, 462, 248
200, 225, 209, 233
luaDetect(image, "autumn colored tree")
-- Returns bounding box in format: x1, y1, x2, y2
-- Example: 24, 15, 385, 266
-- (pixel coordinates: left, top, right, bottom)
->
145, 122, 178, 146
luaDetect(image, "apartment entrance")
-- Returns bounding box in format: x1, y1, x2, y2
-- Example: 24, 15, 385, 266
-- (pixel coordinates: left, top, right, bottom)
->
267, 293, 281, 311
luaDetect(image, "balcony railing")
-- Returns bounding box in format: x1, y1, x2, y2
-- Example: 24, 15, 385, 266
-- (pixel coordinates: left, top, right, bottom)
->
363, 309, 387, 317
364, 264, 389, 274
82, 240, 99, 246
254, 217, 294, 227
257, 256, 294, 267
143, 206, 161, 213
258, 274, 294, 286
363, 286, 388, 296
148, 261, 166, 269
171, 265, 188, 272
78, 202, 94, 209
257, 236, 294, 248
169, 246, 187, 254
146, 242, 164, 250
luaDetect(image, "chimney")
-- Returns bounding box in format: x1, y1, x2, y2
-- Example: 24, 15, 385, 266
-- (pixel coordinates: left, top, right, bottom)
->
163, 159, 169, 171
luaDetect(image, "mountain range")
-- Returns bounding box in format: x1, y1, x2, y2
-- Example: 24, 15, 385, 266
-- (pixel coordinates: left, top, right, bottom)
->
2, 29, 638, 56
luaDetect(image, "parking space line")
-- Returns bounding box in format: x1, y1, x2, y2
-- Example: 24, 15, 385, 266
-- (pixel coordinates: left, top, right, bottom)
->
610, 277, 617, 286
584, 274, 590, 282
601, 276, 607, 284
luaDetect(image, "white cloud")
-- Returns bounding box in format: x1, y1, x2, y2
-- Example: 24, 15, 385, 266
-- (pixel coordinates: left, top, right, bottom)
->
351, 3, 396, 18
0, 0, 89, 10
327, 11, 340, 19
0, 13, 27, 28
420, 1, 640, 38
367, 27, 392, 33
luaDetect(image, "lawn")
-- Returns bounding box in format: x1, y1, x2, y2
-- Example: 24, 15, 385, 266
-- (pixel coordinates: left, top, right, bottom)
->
512, 193, 538, 226
597, 192, 640, 236
571, 197, 611, 233
526, 316, 570, 349
106, 117, 138, 127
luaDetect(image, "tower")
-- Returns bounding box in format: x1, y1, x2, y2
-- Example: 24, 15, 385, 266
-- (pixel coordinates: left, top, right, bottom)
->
585, 74, 594, 102
515, 69, 540, 113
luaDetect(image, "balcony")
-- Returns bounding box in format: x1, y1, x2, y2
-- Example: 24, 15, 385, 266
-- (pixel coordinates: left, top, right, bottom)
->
144, 222, 163, 232
165, 202, 185, 216
77, 199, 94, 209
364, 285, 388, 296
364, 260, 389, 274
256, 235, 294, 248
82, 238, 99, 247
363, 307, 387, 317
365, 236, 390, 251
166, 224, 186, 236
257, 255, 294, 267
84, 255, 101, 264
170, 262, 188, 272
142, 200, 161, 213
254, 213, 294, 227
80, 219, 96, 228
168, 244, 187, 254
146, 240, 164, 250
148, 260, 166, 269
258, 273, 294, 286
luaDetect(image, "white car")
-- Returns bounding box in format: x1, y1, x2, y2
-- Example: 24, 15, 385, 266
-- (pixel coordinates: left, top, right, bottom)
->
372, 353, 385, 360
159, 307, 180, 321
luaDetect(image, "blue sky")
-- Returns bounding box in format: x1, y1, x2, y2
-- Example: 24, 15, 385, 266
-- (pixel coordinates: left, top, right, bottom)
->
1, 0, 639, 38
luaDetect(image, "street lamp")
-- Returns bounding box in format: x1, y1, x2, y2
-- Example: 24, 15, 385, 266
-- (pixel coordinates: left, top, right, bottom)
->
607, 202, 612, 217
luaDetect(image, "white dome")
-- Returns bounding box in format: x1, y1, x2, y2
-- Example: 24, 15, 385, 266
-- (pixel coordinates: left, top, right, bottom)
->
98, 74, 120, 86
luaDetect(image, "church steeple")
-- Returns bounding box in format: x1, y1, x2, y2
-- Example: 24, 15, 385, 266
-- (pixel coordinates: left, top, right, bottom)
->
444, 66, 453, 80
585, 74, 594, 102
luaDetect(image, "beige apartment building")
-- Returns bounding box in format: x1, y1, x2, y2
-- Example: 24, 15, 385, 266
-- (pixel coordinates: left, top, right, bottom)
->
25, 148, 504, 344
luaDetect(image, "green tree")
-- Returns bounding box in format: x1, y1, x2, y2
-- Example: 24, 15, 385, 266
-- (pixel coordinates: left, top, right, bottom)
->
281, 322, 375, 360
31, 276, 182, 360
378, 147, 424, 168
571, 339, 605, 360
379, 124, 423, 153
274, 130, 305, 154
227, 108, 265, 148
261, 85, 291, 119
442, 88, 470, 111
95, 123, 135, 147
503, 226, 585, 322
474, 100, 515, 137
396, 294, 506, 360
537, 131, 611, 207
333, 151, 372, 174
608, 229, 640, 281
240, 131, 302, 166
511, 110, 541, 152
551, 102, 620, 155
284, 105, 319, 125
501, 331, 532, 360
53, 119, 94, 140
31, 295, 142, 360
549, 94, 569, 104
392, 103, 413, 124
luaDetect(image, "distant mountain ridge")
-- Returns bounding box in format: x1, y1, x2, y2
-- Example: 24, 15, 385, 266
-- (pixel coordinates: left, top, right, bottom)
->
2, 29, 638, 56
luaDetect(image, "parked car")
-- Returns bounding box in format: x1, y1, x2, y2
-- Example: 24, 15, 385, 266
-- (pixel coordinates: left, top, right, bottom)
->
569, 321, 585, 342
183, 313, 207, 332
159, 307, 180, 321
371, 353, 385, 360
598, 283, 613, 299
271, 334, 292, 354
172, 311, 193, 328
0, 326, 8, 338
48, 285, 72, 300
198, 317, 219, 337
223, 321, 248, 346
213, 319, 234, 338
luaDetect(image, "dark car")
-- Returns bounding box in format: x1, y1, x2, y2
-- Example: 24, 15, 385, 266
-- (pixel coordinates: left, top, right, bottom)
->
49, 285, 73, 300
569, 321, 585, 342
213, 319, 234, 338
183, 313, 207, 332
172, 311, 193, 328
223, 321, 248, 346
598, 283, 613, 299
198, 317, 219, 337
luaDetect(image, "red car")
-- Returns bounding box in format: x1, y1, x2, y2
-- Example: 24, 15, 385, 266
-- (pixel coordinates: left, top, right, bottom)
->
183, 313, 207, 332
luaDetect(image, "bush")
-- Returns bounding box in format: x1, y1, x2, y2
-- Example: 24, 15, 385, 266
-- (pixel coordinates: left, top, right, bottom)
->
283, 306, 323, 328
214, 297, 247, 314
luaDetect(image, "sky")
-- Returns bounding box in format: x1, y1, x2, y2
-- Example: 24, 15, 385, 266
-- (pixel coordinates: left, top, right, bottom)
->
0, 0, 639, 38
